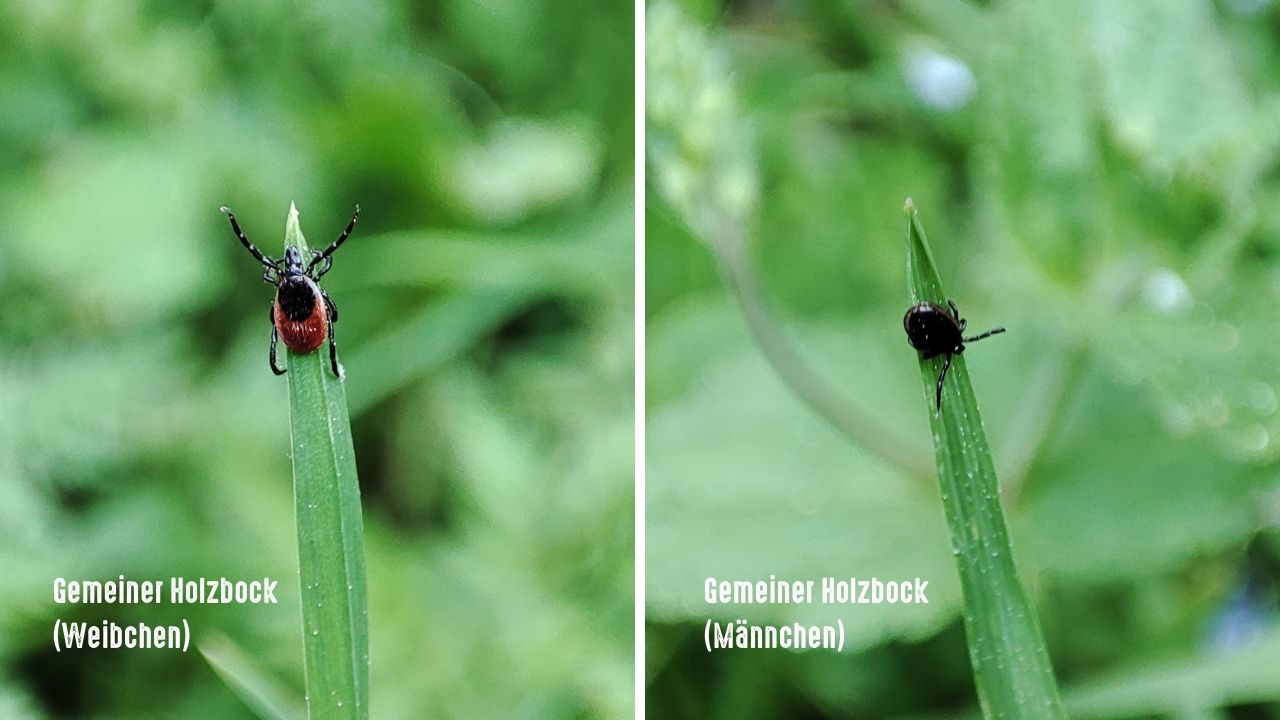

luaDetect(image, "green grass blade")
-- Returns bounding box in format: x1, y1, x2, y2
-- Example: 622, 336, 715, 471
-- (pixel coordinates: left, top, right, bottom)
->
201, 632, 305, 720
1061, 628, 1280, 718
904, 199, 1065, 719
283, 203, 369, 720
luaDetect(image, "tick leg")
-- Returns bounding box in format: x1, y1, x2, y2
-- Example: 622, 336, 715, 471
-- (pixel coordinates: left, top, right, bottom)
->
935, 353, 953, 411
322, 291, 339, 322
964, 327, 1006, 343
948, 299, 968, 332
308, 205, 360, 278
269, 325, 287, 375
221, 206, 279, 275
322, 291, 343, 379
308, 249, 333, 278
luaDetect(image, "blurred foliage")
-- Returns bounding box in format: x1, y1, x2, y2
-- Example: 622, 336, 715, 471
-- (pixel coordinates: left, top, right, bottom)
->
0, 1, 632, 718
646, 0, 1280, 717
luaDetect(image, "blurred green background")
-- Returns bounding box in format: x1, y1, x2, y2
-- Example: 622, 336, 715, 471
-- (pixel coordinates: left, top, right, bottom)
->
0, 1, 632, 718
646, 0, 1280, 717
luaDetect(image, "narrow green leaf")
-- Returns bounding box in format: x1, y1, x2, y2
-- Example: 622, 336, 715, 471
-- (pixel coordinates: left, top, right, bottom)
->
345, 290, 532, 415
201, 632, 305, 720
904, 199, 1065, 719
283, 203, 369, 720
1061, 628, 1280, 718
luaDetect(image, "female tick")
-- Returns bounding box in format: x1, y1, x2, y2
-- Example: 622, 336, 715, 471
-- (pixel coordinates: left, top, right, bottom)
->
220, 205, 360, 378
903, 300, 1005, 411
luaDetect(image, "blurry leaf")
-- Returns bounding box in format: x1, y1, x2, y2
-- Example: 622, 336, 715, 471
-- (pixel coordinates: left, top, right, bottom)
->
430, 364, 543, 536
1061, 628, 1280, 718
450, 117, 603, 225
5, 135, 218, 322
344, 291, 532, 416
982, 0, 1094, 177
1018, 368, 1268, 584
201, 632, 304, 720
442, 0, 555, 97
1089, 0, 1261, 182
1088, 267, 1280, 465
757, 133, 950, 315
647, 297, 961, 649
4, 335, 190, 487
336, 190, 632, 298
974, 0, 1106, 279
366, 539, 631, 719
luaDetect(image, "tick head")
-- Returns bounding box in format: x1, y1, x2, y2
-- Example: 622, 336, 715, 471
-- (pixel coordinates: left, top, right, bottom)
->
282, 246, 306, 275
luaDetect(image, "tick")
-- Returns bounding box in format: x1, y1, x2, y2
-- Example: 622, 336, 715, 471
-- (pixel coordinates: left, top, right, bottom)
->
220, 204, 360, 378
903, 300, 1005, 411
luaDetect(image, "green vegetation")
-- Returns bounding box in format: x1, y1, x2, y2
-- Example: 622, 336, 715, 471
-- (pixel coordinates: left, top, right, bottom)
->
281, 206, 369, 720
202, 632, 305, 720
0, 1, 632, 718
647, 1, 1280, 717
906, 201, 1064, 719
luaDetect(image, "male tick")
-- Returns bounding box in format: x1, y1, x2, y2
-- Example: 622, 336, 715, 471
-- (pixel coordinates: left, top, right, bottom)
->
903, 300, 1005, 411
220, 204, 360, 378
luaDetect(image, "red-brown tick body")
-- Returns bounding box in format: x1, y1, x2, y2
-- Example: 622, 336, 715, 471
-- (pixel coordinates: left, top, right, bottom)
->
273, 274, 329, 353
220, 204, 359, 378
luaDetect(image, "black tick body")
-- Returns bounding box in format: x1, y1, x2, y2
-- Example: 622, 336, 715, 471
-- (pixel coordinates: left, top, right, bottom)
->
903, 300, 1005, 411
220, 205, 360, 378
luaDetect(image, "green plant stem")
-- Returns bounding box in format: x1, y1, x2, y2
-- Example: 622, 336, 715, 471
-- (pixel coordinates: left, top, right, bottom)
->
201, 632, 305, 720
283, 203, 369, 720
904, 198, 1064, 719
1001, 347, 1085, 505
709, 217, 931, 479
